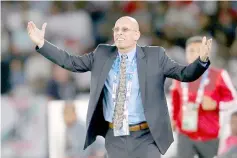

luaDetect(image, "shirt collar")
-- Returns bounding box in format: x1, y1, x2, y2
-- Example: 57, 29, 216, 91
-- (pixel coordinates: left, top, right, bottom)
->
118, 47, 136, 62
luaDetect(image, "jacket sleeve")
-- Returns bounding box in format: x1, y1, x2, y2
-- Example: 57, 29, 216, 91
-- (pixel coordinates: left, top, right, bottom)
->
159, 47, 210, 82
36, 40, 96, 72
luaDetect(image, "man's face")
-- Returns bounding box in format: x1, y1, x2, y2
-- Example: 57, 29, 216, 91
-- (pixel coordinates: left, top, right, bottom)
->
113, 18, 139, 51
186, 42, 201, 64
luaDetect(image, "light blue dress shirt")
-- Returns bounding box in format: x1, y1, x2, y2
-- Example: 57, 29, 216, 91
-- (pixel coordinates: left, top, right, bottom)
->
103, 47, 146, 125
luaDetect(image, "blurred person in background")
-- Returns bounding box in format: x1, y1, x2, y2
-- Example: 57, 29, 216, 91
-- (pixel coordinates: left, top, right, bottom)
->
63, 102, 87, 158
212, 1, 237, 69
170, 36, 236, 158
1, 56, 12, 94
228, 27, 237, 89
24, 52, 52, 94
218, 111, 237, 158
27, 15, 211, 158
9, 58, 25, 88
63, 102, 106, 158
2, 1, 237, 158
46, 64, 78, 100
2, 43, 28, 92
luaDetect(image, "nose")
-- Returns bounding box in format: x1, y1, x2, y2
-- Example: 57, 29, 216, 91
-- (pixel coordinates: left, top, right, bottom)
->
117, 32, 123, 37
117, 29, 123, 35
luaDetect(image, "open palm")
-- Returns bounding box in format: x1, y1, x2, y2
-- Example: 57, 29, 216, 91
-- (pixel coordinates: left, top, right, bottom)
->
199, 36, 212, 62
27, 21, 47, 47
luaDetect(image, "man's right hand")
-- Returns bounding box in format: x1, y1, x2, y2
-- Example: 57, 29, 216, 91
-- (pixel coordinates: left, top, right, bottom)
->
27, 21, 47, 48
171, 120, 176, 131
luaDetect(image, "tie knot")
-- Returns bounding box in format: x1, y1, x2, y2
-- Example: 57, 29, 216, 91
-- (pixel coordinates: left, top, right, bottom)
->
121, 55, 128, 60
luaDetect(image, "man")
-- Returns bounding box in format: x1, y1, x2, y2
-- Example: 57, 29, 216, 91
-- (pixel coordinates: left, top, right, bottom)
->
63, 102, 106, 158
27, 16, 211, 158
63, 102, 86, 158
170, 36, 236, 158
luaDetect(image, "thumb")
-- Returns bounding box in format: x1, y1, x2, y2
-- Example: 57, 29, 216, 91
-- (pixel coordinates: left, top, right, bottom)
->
202, 36, 207, 46
42, 22, 47, 33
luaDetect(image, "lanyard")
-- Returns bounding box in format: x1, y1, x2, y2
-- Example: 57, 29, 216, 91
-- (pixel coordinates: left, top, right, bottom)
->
181, 70, 209, 108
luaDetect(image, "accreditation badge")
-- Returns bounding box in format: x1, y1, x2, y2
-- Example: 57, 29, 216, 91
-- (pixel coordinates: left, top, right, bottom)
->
181, 103, 198, 132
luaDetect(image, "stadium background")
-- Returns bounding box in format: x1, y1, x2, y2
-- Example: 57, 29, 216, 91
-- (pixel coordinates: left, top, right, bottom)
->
1, 1, 237, 158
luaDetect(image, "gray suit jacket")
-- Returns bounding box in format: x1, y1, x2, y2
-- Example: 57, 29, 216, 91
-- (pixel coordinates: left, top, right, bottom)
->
36, 41, 210, 155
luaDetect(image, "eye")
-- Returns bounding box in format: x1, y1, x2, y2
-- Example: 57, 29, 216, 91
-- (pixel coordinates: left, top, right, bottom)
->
122, 27, 129, 32
112, 27, 119, 32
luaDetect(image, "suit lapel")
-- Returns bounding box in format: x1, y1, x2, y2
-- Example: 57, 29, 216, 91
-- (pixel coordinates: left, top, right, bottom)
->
96, 45, 147, 108
136, 46, 147, 107
97, 47, 117, 93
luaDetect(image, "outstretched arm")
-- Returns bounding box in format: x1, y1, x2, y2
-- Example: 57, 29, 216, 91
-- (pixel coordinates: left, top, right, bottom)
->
27, 21, 94, 72
36, 40, 94, 72
161, 36, 211, 82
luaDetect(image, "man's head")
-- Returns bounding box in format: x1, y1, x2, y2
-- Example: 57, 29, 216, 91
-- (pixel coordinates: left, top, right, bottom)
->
113, 16, 140, 53
185, 36, 203, 64
231, 111, 237, 136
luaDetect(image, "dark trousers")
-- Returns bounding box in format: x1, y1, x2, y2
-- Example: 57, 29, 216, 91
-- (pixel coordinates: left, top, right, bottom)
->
177, 133, 219, 158
105, 128, 161, 158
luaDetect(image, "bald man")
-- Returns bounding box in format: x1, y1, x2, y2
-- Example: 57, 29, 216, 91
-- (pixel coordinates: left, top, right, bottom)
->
27, 16, 212, 158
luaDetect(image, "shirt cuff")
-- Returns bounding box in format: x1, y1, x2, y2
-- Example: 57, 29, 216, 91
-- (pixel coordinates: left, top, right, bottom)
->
35, 45, 43, 51
198, 57, 209, 67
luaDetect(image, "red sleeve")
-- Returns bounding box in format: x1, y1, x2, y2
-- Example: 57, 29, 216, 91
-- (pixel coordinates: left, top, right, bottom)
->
170, 80, 181, 122
217, 70, 236, 102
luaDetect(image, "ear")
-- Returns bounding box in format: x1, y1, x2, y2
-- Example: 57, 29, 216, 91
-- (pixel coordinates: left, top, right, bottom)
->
134, 31, 140, 41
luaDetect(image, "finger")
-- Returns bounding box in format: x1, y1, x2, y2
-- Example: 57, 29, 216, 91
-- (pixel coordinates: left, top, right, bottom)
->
202, 36, 207, 46
207, 39, 211, 45
29, 22, 34, 32
27, 26, 30, 35
27, 25, 31, 34
208, 39, 212, 48
42, 23, 47, 32
30, 21, 37, 30
27, 23, 33, 34
29, 21, 33, 29
28, 28, 32, 36
207, 39, 212, 52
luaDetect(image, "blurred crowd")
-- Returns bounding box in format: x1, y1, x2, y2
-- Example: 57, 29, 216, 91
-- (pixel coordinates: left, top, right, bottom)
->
1, 1, 237, 158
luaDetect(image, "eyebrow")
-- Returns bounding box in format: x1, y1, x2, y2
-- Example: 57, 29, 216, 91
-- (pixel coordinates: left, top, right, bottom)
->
113, 26, 138, 31
113, 26, 129, 28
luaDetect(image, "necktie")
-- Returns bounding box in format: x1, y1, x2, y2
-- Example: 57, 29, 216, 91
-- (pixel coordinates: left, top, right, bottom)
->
113, 54, 128, 130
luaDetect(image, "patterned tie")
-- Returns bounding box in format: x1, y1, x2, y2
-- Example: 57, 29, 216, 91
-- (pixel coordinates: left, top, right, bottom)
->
113, 54, 128, 130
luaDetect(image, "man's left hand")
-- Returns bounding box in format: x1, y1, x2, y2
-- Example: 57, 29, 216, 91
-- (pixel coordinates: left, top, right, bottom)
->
199, 36, 212, 62
202, 96, 217, 111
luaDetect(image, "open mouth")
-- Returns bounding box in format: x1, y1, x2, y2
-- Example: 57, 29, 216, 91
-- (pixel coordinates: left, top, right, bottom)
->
117, 38, 125, 41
